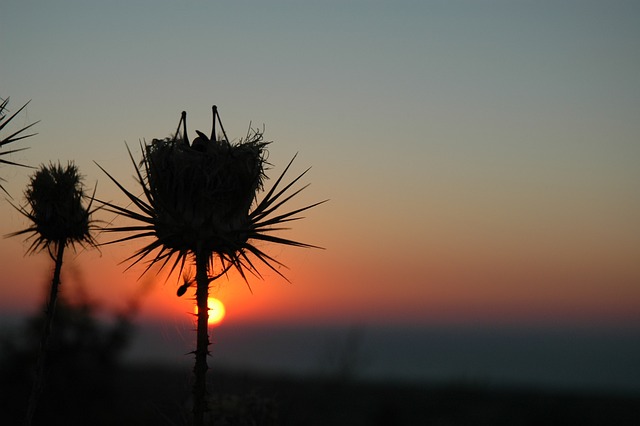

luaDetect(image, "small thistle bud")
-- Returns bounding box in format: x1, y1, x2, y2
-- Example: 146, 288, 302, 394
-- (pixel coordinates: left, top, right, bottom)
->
176, 283, 189, 297
177, 273, 192, 297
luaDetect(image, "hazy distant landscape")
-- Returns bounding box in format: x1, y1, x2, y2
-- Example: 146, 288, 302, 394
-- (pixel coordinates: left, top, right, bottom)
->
5, 312, 640, 394
3, 314, 640, 425
124, 321, 640, 394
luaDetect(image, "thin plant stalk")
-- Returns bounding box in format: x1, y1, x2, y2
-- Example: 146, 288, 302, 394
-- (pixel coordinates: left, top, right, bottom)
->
25, 241, 66, 426
193, 247, 210, 426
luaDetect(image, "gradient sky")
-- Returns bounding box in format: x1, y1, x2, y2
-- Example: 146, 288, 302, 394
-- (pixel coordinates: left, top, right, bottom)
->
1, 0, 639, 329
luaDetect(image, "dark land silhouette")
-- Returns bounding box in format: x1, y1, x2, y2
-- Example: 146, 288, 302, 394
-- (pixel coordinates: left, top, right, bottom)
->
1, 302, 639, 425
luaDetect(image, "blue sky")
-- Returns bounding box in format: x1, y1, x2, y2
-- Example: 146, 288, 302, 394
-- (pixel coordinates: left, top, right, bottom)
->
1, 1, 639, 328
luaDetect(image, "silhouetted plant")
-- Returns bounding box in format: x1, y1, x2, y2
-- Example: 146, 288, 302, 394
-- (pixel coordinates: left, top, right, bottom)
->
8, 162, 98, 425
97, 106, 325, 426
0, 97, 39, 194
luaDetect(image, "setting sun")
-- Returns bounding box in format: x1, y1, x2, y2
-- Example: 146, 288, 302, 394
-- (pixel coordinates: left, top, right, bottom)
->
194, 298, 226, 326
208, 298, 226, 325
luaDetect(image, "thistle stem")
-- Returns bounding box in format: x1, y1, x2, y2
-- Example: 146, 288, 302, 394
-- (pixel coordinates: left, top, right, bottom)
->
193, 249, 211, 426
25, 241, 66, 426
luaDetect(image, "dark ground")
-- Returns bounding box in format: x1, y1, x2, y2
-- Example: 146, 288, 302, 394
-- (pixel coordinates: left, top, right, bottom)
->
3, 364, 639, 426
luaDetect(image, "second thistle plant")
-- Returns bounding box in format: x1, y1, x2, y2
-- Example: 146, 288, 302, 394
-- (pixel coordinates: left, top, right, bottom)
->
9, 162, 97, 426
98, 106, 325, 426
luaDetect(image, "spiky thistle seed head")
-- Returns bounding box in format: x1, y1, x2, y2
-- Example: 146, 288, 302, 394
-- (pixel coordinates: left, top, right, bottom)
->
98, 107, 326, 285
9, 162, 97, 254
146, 129, 268, 255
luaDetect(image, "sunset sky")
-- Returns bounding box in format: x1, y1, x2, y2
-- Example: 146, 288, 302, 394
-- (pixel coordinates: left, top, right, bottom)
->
1, 0, 639, 330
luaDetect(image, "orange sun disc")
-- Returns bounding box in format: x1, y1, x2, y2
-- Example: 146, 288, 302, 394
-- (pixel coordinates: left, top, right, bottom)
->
194, 297, 226, 326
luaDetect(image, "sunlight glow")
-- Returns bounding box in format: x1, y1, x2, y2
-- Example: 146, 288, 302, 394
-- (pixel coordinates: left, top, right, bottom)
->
195, 298, 226, 326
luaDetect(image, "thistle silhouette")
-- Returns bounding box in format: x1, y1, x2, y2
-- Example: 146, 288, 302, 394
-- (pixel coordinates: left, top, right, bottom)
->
8, 162, 97, 425
0, 97, 39, 195
97, 106, 325, 426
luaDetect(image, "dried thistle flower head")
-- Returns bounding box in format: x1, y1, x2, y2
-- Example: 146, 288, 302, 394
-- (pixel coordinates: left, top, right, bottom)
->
146, 120, 268, 255
9, 162, 97, 255
99, 106, 326, 283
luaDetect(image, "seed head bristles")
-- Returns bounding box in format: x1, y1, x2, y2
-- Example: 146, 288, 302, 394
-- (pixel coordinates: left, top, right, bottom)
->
97, 106, 326, 287
7, 162, 98, 256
